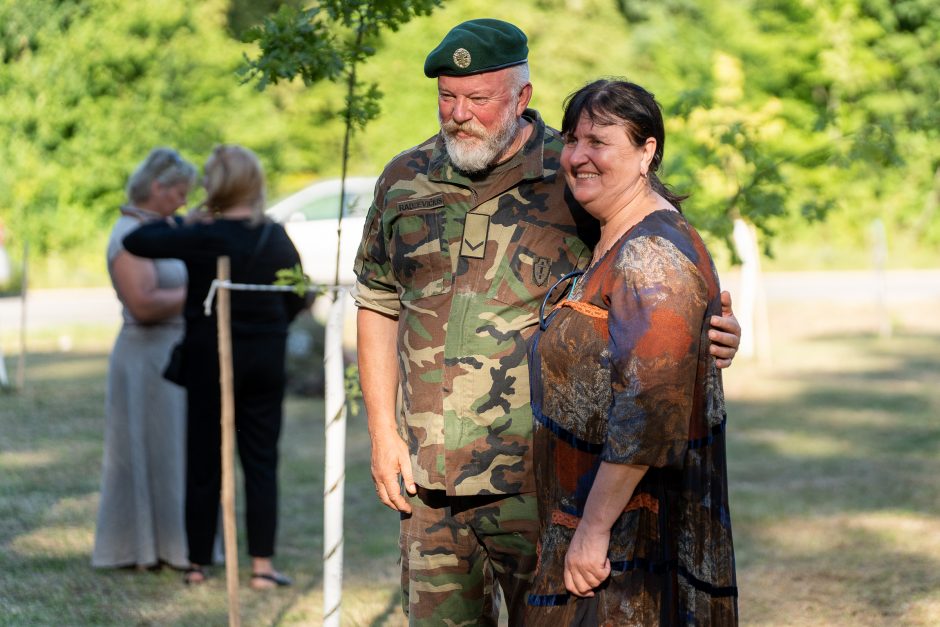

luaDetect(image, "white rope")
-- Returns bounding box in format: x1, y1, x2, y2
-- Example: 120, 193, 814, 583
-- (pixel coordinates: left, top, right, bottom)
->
202, 279, 345, 315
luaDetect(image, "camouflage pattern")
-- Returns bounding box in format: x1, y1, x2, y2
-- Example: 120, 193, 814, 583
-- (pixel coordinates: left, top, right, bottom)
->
354, 109, 598, 497
400, 489, 539, 626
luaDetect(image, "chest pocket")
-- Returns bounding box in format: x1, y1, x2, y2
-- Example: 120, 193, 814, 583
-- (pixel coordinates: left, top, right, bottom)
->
488, 222, 589, 318
387, 209, 449, 301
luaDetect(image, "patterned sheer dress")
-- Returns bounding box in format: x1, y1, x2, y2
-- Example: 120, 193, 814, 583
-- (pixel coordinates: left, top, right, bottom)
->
526, 209, 738, 625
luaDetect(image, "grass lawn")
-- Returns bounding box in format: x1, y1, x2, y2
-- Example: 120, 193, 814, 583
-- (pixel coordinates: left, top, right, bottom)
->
0, 325, 403, 626
722, 303, 940, 626
2, 303, 939, 625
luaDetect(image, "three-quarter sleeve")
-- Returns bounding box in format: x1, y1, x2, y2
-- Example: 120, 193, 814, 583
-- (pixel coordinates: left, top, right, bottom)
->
601, 234, 709, 468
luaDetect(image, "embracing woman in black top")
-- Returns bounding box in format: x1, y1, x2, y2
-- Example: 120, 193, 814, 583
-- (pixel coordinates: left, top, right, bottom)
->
124, 145, 306, 589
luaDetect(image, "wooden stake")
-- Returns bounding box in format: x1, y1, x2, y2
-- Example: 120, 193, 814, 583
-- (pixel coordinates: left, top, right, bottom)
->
216, 256, 240, 627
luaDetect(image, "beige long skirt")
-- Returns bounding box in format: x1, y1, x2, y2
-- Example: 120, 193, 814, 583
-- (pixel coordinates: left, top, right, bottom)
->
92, 323, 188, 569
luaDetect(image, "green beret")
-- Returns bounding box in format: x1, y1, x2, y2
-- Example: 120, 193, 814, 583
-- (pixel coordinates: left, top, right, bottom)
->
424, 18, 528, 78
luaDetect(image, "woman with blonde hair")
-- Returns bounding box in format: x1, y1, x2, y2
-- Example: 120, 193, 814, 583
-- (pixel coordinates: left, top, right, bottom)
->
124, 145, 307, 588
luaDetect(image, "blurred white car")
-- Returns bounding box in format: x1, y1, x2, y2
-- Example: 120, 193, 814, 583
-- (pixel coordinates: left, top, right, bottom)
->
267, 176, 378, 286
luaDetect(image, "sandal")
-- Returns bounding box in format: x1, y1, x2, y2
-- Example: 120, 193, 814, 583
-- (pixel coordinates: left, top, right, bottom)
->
183, 565, 208, 585
250, 571, 292, 589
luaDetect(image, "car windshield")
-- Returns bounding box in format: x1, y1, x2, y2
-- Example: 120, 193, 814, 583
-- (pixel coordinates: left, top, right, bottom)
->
296, 193, 371, 220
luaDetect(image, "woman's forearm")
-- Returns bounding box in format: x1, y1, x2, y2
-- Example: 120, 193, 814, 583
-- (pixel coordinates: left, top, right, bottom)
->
564, 461, 649, 596
129, 286, 186, 323
111, 251, 185, 323
581, 462, 648, 534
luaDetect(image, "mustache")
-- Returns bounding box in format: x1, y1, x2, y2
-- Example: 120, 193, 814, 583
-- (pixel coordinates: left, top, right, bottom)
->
441, 119, 488, 140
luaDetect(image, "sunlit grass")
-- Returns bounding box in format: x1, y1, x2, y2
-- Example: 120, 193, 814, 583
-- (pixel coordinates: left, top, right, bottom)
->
0, 449, 58, 469
0, 322, 118, 355
10, 524, 94, 559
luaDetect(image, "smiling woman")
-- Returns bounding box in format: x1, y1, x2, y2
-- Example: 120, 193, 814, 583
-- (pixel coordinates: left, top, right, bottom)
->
526, 80, 738, 624
561, 118, 657, 259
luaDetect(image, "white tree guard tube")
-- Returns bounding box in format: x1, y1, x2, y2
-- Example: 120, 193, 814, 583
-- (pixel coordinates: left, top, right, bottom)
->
870, 218, 891, 338
0, 338, 8, 387
323, 289, 348, 626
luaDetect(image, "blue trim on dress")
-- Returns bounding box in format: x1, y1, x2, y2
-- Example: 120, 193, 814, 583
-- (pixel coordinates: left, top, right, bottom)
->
539, 270, 584, 331
532, 408, 604, 454
527, 592, 571, 606
605, 558, 738, 598
609, 557, 678, 574
677, 565, 739, 598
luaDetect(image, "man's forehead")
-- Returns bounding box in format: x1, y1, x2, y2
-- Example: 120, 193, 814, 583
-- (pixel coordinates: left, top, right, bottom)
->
437, 69, 513, 94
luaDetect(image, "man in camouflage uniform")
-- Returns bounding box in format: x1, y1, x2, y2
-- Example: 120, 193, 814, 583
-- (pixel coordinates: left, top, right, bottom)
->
353, 19, 740, 625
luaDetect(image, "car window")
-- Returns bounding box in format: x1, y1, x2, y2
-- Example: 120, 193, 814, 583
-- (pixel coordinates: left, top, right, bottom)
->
297, 194, 343, 220
347, 192, 373, 218
295, 191, 372, 221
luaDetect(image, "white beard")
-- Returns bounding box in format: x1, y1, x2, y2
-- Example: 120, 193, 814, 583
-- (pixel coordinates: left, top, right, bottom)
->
440, 104, 520, 174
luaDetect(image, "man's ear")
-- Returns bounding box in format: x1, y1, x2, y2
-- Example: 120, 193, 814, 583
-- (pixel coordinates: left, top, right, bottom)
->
517, 83, 533, 115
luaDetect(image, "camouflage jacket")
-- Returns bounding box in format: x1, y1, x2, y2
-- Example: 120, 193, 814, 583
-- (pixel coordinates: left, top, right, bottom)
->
354, 109, 598, 496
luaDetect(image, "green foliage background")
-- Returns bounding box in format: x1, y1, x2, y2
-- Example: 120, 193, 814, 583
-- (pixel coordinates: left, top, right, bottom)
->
1, 0, 937, 286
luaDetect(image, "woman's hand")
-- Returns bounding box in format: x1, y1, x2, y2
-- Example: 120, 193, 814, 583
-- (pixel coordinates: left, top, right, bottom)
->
563, 463, 647, 597
564, 522, 612, 597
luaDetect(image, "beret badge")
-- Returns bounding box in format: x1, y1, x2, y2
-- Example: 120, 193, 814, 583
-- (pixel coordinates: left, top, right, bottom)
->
453, 48, 472, 69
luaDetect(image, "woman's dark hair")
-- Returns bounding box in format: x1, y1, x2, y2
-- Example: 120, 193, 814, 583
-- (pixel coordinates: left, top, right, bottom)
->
561, 79, 687, 210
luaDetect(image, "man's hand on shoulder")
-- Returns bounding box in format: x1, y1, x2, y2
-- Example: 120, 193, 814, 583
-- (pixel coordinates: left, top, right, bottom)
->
370, 428, 417, 513
709, 290, 741, 369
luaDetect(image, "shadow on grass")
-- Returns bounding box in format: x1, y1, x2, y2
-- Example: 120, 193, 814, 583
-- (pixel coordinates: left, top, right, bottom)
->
0, 555, 223, 625
734, 513, 940, 622
370, 587, 403, 627
0, 351, 109, 553
729, 332, 940, 623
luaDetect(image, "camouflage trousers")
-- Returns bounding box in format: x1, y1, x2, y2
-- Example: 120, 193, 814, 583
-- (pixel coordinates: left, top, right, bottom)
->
400, 489, 539, 626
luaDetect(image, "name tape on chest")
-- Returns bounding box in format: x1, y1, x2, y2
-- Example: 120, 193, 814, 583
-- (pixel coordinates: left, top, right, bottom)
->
397, 195, 445, 212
